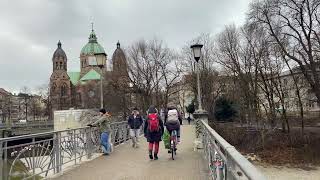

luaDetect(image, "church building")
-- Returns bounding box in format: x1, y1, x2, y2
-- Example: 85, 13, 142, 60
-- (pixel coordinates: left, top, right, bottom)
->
49, 28, 129, 112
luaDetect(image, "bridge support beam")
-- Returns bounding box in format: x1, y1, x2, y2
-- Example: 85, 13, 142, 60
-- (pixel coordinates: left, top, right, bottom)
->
193, 110, 208, 149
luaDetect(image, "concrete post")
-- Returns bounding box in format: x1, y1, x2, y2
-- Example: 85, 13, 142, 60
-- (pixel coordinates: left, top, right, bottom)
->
193, 110, 208, 149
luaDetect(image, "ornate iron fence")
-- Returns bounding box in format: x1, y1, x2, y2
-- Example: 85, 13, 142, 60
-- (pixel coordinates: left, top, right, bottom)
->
0, 121, 130, 180
201, 120, 266, 180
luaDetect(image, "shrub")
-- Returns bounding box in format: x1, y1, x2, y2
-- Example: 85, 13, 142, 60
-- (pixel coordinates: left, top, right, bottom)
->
214, 96, 237, 122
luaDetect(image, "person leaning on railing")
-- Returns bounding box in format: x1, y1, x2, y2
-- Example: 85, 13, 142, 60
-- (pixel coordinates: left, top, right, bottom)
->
88, 108, 112, 155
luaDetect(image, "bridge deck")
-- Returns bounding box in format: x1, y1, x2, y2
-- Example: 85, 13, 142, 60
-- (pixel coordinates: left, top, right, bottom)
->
50, 124, 209, 180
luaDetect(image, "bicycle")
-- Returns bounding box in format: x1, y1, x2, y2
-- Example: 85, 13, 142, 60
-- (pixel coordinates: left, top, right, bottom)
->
170, 130, 177, 160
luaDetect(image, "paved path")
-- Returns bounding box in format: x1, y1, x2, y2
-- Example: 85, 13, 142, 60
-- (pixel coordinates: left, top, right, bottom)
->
51, 125, 209, 180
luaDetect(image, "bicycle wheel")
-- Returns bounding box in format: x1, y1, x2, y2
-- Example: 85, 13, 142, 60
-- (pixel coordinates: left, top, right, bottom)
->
171, 141, 175, 160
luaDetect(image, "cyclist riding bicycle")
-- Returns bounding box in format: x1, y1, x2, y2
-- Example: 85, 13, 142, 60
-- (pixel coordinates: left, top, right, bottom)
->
164, 106, 181, 152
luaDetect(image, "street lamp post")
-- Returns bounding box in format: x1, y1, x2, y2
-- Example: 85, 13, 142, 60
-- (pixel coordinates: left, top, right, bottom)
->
190, 44, 203, 111
89, 53, 106, 109
96, 53, 106, 109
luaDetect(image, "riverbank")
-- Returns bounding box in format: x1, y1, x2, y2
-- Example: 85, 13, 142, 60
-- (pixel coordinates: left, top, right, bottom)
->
256, 163, 320, 180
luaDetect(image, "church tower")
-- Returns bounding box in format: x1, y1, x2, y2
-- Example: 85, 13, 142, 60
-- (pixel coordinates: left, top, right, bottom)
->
49, 41, 71, 111
79, 28, 107, 76
112, 41, 129, 79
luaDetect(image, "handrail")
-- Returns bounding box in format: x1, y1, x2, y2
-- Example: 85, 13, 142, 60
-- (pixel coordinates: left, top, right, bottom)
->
201, 120, 266, 180
0, 120, 130, 180
0, 121, 127, 141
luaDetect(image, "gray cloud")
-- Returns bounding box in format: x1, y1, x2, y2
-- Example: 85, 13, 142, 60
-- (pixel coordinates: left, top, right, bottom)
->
0, 0, 251, 92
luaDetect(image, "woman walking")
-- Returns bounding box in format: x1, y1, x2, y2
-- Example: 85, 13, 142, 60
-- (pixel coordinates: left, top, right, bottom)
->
144, 106, 164, 160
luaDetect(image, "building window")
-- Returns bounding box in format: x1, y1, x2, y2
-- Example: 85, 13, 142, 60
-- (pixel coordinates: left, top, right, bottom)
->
77, 93, 81, 103
285, 101, 289, 108
51, 83, 57, 93
56, 62, 59, 69
61, 84, 67, 97
283, 78, 288, 86
60, 62, 63, 70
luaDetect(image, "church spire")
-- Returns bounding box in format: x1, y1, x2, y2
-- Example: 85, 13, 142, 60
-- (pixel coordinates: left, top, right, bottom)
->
91, 22, 94, 32
57, 40, 62, 48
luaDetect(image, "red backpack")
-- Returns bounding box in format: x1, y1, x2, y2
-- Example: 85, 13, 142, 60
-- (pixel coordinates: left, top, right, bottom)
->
148, 113, 160, 132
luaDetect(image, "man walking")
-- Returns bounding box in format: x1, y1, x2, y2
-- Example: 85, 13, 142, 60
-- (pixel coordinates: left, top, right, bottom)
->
128, 108, 143, 148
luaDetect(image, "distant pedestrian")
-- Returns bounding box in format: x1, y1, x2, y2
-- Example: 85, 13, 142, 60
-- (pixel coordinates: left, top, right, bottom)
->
187, 116, 191, 125
144, 105, 164, 160
128, 107, 143, 148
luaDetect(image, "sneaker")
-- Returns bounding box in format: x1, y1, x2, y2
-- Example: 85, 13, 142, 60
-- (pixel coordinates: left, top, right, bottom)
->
154, 154, 158, 160
132, 143, 135, 148
149, 154, 153, 160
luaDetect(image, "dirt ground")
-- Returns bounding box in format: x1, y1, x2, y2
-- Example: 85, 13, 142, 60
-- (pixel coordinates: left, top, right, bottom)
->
210, 122, 320, 166
256, 163, 320, 180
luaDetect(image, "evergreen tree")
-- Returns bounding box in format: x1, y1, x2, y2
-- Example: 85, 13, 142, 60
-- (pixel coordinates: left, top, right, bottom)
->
214, 96, 237, 122
186, 100, 195, 116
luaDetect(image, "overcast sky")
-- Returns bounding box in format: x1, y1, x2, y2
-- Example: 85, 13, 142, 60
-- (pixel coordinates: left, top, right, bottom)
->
0, 0, 251, 93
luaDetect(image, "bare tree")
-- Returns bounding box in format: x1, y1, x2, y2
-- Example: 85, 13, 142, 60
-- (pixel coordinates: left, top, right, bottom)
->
250, 0, 320, 103
36, 83, 51, 120
216, 25, 262, 126
127, 38, 182, 111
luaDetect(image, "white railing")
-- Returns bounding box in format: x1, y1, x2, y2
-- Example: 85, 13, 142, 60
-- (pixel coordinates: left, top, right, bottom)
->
200, 120, 266, 180
0, 121, 131, 180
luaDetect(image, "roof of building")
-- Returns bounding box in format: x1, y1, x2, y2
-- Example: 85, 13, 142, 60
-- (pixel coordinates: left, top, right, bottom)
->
80, 30, 106, 55
53, 41, 67, 60
67, 72, 81, 85
0, 88, 11, 96
67, 69, 102, 86
80, 69, 101, 81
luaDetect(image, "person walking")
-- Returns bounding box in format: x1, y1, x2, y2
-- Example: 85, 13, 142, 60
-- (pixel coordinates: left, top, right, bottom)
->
187, 116, 191, 125
88, 108, 112, 155
128, 107, 143, 148
144, 105, 164, 160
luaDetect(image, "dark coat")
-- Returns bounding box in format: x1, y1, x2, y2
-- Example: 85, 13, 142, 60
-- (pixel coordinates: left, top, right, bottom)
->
128, 114, 143, 129
144, 115, 164, 143
165, 121, 180, 131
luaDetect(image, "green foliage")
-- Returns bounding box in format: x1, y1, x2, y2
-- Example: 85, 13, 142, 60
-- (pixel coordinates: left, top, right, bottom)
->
214, 96, 237, 122
186, 100, 196, 114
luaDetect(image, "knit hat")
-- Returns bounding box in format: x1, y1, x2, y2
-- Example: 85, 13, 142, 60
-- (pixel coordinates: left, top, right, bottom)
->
147, 105, 158, 114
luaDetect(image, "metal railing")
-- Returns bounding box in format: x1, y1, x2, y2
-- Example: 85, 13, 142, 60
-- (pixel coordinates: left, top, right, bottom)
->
0, 121, 131, 180
0, 121, 54, 129
200, 120, 266, 180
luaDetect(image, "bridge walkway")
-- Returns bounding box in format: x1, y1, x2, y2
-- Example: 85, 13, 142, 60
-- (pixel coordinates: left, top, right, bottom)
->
50, 124, 209, 180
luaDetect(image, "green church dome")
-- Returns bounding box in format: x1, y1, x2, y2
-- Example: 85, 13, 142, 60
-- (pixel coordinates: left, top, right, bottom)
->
80, 30, 105, 55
